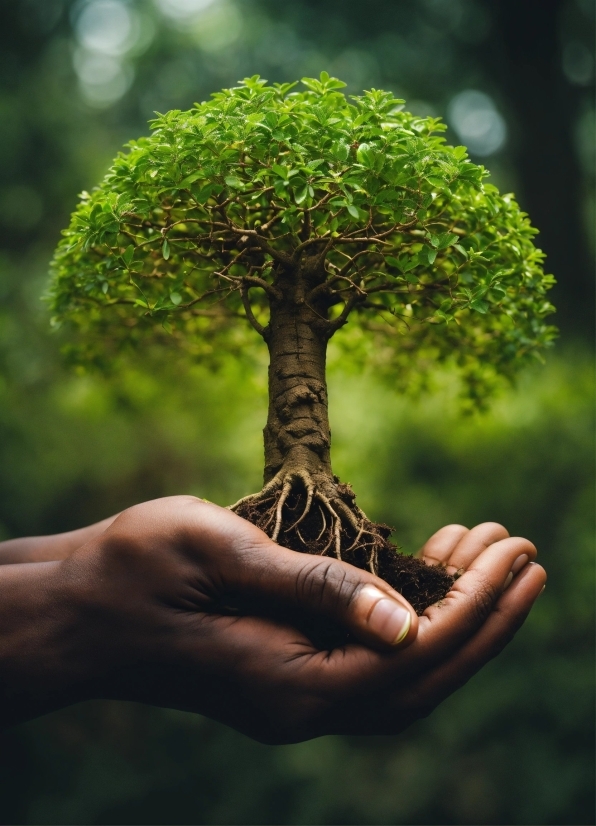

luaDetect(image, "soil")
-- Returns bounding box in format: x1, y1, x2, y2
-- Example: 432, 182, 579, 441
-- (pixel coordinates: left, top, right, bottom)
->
235, 481, 455, 617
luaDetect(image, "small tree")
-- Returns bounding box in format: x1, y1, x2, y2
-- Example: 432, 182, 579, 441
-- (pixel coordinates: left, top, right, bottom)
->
49, 75, 555, 601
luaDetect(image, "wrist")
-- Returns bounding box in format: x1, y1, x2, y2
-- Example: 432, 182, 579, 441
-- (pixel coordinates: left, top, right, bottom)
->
0, 560, 99, 728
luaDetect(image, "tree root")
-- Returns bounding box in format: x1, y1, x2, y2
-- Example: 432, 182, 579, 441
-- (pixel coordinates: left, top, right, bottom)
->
230, 472, 456, 614
231, 470, 378, 571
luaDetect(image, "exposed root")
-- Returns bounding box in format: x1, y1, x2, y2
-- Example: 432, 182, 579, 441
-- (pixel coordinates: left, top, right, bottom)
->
272, 478, 292, 542
228, 471, 284, 512
287, 473, 315, 532
230, 471, 455, 615
232, 472, 388, 578
315, 505, 327, 542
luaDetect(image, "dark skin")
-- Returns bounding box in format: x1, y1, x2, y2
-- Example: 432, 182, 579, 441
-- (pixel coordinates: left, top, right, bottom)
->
0, 497, 545, 743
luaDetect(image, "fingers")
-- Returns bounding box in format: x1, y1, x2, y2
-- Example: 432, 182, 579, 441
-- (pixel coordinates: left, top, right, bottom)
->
182, 500, 419, 651
412, 535, 538, 669
311, 530, 540, 696
390, 561, 547, 723
420, 522, 509, 574
321, 533, 540, 696
419, 524, 468, 565
444, 522, 510, 572
333, 561, 546, 735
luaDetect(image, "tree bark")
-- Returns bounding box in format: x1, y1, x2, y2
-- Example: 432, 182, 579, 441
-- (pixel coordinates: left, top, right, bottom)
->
263, 281, 333, 486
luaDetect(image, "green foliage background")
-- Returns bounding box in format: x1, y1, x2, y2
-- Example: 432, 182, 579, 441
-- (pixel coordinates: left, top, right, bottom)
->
0, 1, 593, 824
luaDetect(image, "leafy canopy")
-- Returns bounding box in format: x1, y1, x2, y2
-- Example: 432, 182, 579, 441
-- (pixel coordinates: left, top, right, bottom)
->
48, 73, 556, 400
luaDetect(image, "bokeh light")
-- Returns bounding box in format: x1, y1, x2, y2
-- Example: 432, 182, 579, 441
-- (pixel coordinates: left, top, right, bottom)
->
562, 40, 594, 86
155, 0, 218, 23
71, 0, 149, 107
447, 89, 507, 157
74, 0, 137, 55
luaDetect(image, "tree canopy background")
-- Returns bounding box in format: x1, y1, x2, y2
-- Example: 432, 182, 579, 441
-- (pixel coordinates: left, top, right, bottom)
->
0, 1, 593, 824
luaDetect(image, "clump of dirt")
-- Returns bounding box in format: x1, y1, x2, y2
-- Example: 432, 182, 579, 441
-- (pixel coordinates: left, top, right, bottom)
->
235, 481, 454, 616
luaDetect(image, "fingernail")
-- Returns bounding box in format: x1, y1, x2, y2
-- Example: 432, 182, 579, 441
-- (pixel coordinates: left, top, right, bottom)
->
503, 571, 513, 590
359, 586, 411, 645
539, 584, 546, 596
511, 553, 529, 575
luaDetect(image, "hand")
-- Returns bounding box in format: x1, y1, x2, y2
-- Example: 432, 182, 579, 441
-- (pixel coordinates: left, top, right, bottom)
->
322, 522, 546, 735
0, 515, 118, 564
0, 498, 545, 743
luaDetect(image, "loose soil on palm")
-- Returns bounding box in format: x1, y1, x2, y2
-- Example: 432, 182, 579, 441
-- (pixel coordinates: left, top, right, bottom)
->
235, 482, 454, 616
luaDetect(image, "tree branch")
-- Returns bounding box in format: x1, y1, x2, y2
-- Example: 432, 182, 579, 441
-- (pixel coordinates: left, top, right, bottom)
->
327, 292, 366, 335
299, 208, 311, 243
211, 203, 292, 266
240, 281, 269, 339
216, 269, 281, 301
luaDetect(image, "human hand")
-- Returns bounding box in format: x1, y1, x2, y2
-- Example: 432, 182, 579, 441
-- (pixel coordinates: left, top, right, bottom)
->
0, 515, 118, 564
14, 498, 542, 743
320, 521, 546, 735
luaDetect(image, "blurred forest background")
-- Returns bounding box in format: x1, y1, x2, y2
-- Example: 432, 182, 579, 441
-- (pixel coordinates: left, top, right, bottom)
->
0, 0, 593, 823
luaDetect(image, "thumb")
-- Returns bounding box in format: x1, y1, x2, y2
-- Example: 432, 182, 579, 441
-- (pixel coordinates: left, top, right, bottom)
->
243, 543, 418, 650
209, 506, 419, 651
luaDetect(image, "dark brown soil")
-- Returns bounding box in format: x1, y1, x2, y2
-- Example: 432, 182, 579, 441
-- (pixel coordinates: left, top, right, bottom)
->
235, 483, 455, 616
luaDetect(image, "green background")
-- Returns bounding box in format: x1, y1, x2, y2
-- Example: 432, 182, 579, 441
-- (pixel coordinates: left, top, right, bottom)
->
0, 1, 593, 823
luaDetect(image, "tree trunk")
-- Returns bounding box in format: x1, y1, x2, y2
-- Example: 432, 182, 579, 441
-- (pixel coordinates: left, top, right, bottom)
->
231, 267, 456, 611
263, 293, 333, 487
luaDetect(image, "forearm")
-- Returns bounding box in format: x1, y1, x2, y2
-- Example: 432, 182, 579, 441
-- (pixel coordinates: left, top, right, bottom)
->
0, 562, 93, 729
0, 515, 119, 565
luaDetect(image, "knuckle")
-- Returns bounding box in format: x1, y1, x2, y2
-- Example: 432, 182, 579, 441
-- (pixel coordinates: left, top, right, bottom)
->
99, 528, 143, 564
479, 521, 509, 540
442, 523, 468, 534
295, 558, 360, 612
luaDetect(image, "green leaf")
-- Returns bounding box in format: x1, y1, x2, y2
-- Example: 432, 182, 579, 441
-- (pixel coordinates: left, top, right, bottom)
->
195, 184, 215, 204
437, 232, 458, 249
101, 281, 109, 294
422, 246, 437, 265
434, 310, 454, 323
272, 164, 288, 180
169, 291, 182, 305
294, 187, 308, 205
162, 239, 170, 260
224, 176, 244, 189
470, 299, 489, 313
454, 244, 468, 259
356, 143, 370, 165
179, 171, 204, 187
122, 245, 135, 267
347, 204, 360, 219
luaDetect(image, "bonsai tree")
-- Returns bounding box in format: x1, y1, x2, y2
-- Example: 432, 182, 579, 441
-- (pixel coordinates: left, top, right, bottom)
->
48, 74, 555, 610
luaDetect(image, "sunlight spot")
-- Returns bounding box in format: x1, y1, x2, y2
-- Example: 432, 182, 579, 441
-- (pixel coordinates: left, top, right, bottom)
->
447, 90, 507, 157
155, 0, 217, 22
74, 0, 138, 56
